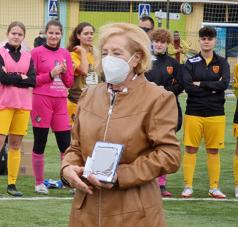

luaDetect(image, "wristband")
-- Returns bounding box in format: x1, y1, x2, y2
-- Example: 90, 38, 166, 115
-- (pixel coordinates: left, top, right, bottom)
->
61, 175, 71, 188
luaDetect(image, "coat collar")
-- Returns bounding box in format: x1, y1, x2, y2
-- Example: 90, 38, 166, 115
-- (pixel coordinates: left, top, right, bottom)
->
104, 74, 146, 95
198, 51, 219, 63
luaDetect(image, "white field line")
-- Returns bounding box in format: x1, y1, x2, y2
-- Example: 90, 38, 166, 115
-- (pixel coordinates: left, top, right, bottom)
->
0, 197, 73, 201
162, 197, 238, 202
0, 197, 237, 202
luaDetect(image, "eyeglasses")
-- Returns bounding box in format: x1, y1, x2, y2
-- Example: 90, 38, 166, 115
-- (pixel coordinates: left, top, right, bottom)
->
139, 27, 152, 33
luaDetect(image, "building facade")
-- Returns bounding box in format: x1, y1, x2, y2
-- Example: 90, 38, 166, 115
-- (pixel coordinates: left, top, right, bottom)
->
0, 0, 237, 70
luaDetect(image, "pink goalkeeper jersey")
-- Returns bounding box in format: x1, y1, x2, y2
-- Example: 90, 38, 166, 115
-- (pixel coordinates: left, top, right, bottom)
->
0, 47, 32, 110
31, 45, 73, 97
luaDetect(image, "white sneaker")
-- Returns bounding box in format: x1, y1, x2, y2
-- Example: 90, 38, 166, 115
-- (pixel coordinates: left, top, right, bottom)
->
235, 187, 238, 199
35, 183, 49, 195
181, 187, 193, 198
208, 188, 226, 199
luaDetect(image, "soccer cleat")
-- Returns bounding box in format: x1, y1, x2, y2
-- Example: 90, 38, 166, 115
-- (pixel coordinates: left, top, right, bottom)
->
7, 184, 23, 197
35, 183, 49, 195
160, 186, 172, 197
235, 187, 238, 199
208, 188, 226, 199
181, 187, 193, 198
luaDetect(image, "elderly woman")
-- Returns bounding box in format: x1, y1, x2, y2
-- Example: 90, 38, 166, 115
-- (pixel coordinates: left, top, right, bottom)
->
61, 23, 181, 227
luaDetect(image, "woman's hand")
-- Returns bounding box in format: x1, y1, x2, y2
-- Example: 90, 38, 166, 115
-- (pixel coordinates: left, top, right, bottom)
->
1, 66, 6, 73
62, 165, 93, 194
87, 173, 117, 190
73, 45, 87, 55
61, 60, 67, 74
1, 66, 28, 80
50, 64, 64, 78
21, 74, 28, 79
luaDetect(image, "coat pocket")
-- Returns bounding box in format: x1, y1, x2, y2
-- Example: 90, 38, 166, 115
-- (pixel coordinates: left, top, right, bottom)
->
74, 190, 87, 209
123, 187, 145, 216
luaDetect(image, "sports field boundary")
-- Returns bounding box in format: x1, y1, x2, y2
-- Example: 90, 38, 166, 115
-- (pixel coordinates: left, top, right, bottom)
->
0, 197, 238, 202
0, 197, 73, 201
162, 197, 238, 202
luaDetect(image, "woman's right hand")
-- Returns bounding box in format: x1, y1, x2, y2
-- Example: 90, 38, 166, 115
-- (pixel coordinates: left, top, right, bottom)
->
50, 64, 64, 78
62, 165, 93, 194
73, 45, 86, 55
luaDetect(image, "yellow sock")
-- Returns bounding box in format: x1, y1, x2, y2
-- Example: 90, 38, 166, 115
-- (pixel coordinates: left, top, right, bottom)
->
7, 148, 21, 185
183, 152, 197, 188
233, 155, 238, 187
207, 153, 220, 189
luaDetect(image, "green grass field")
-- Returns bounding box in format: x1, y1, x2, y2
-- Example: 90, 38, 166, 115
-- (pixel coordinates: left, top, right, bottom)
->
0, 94, 237, 227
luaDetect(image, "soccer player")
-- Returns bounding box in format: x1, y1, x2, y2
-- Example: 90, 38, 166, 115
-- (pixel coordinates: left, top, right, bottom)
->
67, 22, 97, 126
181, 26, 230, 198
31, 20, 73, 194
146, 28, 183, 197
232, 62, 238, 198
0, 21, 36, 196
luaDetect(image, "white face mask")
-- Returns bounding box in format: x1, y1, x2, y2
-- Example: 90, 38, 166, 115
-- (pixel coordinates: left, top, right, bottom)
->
102, 54, 135, 85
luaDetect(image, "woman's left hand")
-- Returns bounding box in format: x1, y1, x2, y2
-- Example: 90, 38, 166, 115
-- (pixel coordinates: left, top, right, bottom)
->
21, 74, 28, 79
61, 60, 67, 74
87, 174, 117, 189
2, 66, 6, 73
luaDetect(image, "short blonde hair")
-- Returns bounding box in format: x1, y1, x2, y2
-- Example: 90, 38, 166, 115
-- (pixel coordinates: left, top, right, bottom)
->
97, 23, 151, 75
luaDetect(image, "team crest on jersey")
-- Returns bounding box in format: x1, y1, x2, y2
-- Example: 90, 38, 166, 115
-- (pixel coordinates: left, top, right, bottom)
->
167, 66, 173, 75
35, 116, 41, 123
212, 65, 220, 74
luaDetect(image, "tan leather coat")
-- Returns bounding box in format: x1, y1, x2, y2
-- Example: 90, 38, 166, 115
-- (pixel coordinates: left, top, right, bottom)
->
62, 75, 181, 227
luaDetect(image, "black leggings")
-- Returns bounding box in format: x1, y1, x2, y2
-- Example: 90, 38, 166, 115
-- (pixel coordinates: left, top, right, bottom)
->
33, 127, 71, 155
176, 98, 183, 132
234, 100, 238, 124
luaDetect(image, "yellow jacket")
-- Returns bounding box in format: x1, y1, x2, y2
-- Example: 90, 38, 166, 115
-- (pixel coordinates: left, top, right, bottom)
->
233, 63, 238, 98
68, 50, 95, 103
168, 39, 196, 63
